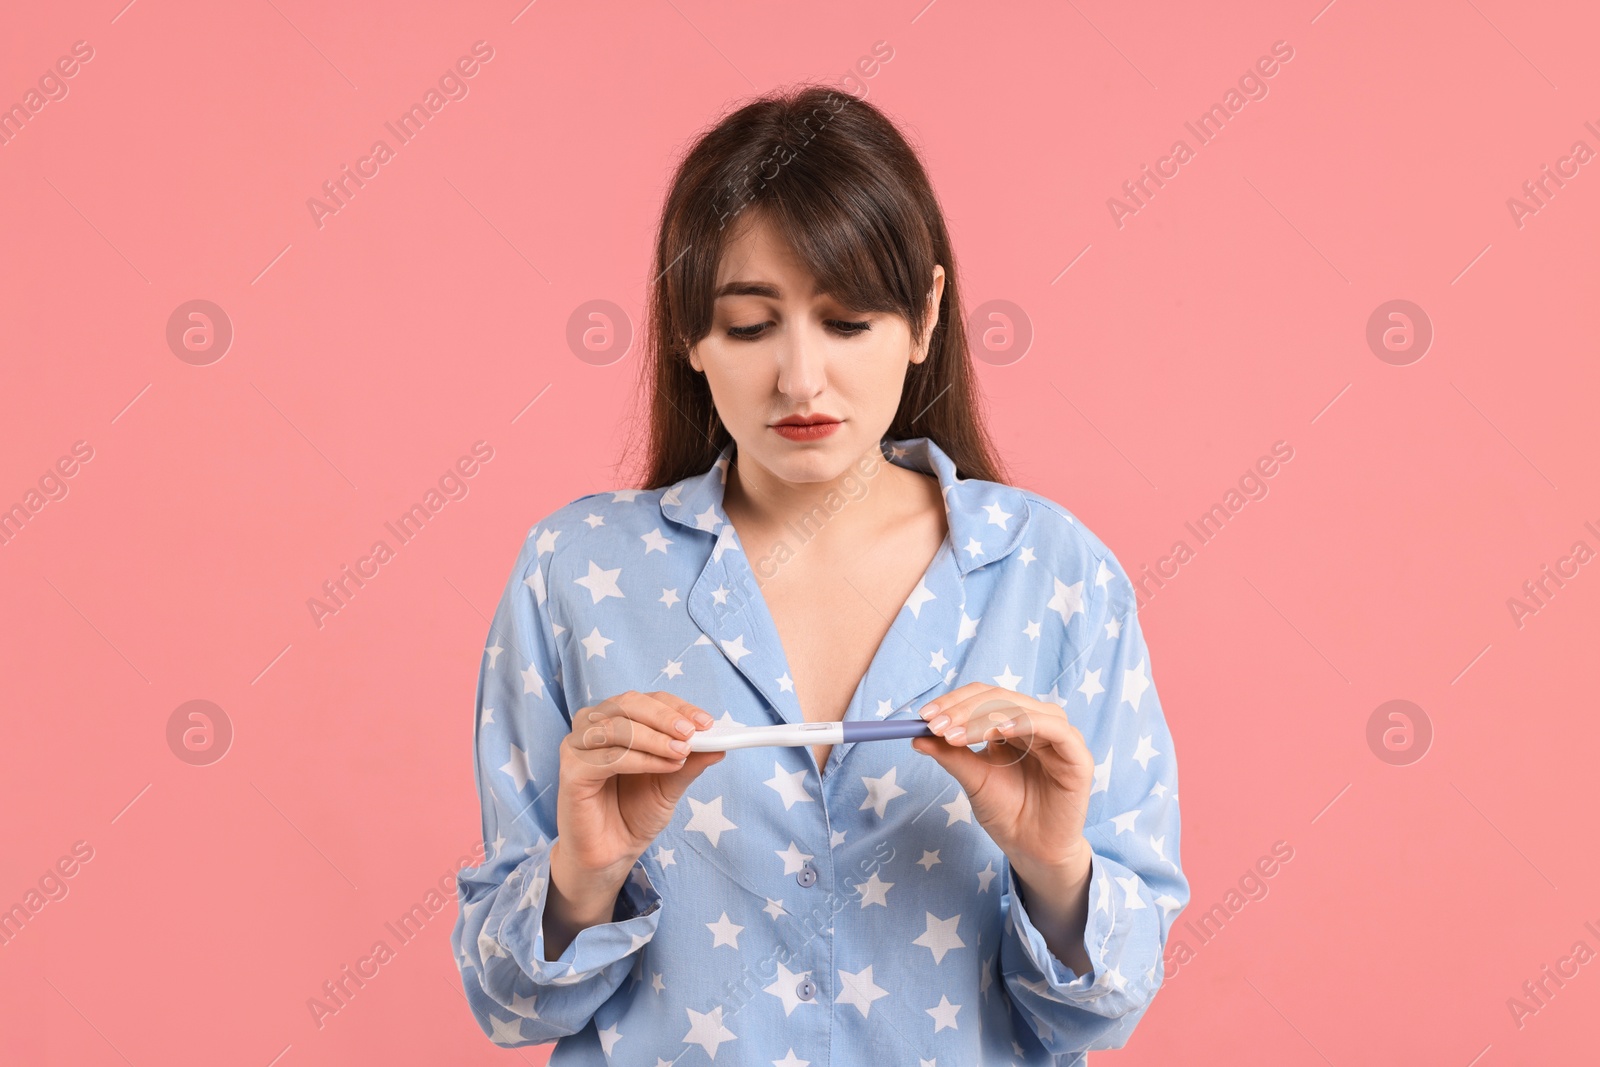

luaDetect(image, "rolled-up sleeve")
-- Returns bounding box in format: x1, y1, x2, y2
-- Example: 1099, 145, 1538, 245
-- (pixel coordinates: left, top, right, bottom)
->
1000, 539, 1189, 1056
450, 521, 661, 1047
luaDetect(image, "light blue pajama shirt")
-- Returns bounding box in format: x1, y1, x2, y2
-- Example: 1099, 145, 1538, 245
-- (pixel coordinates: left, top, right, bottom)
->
451, 435, 1189, 1065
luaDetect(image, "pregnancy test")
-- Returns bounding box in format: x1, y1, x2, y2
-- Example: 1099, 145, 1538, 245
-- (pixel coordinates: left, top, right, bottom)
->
686, 719, 935, 752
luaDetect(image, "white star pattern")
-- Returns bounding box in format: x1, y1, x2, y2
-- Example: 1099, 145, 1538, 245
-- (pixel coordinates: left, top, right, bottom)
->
515, 872, 546, 912
499, 744, 533, 792
706, 911, 745, 948
573, 559, 625, 603
1121, 659, 1151, 713
520, 661, 546, 701
509, 990, 539, 1019
837, 965, 890, 1017
858, 766, 908, 818
693, 504, 722, 532
1092, 746, 1113, 795
983, 501, 1013, 529
1115, 875, 1149, 909
912, 912, 967, 963
764, 963, 817, 1016
942, 789, 974, 826
488, 1014, 524, 1045
682, 1005, 736, 1057
685, 796, 738, 847
579, 625, 613, 659
712, 522, 739, 562
926, 994, 962, 1032
975, 861, 997, 893
853, 870, 894, 907
451, 437, 1183, 1061
764, 764, 816, 809
1048, 577, 1085, 624
774, 841, 814, 875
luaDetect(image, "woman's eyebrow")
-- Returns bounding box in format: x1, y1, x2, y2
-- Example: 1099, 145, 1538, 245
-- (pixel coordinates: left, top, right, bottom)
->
712, 280, 838, 301
713, 281, 783, 300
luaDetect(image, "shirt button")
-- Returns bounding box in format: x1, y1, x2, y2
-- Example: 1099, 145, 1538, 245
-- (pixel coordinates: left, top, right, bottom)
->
796, 863, 818, 887
796, 978, 816, 1001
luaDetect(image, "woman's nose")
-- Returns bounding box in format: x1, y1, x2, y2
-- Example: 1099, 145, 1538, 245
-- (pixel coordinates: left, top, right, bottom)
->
776, 323, 828, 397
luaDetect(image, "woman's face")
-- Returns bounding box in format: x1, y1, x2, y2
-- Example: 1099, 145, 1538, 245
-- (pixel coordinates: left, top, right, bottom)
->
688, 211, 945, 487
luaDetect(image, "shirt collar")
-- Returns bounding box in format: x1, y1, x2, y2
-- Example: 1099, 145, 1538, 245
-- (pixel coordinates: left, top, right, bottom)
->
658, 435, 1030, 574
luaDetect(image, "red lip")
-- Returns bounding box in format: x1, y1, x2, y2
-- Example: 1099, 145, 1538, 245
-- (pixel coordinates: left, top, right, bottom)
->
772, 415, 842, 426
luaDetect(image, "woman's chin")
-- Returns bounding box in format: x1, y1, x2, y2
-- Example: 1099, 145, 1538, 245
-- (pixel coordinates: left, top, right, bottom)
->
743, 433, 863, 483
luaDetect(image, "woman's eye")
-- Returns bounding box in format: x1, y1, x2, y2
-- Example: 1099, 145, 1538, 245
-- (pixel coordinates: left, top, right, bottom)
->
725, 320, 873, 341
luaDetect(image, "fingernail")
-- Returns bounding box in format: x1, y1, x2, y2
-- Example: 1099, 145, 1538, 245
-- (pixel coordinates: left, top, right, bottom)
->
919, 702, 939, 717
696, 712, 715, 728
947, 726, 966, 743
928, 714, 950, 732
675, 718, 693, 736
670, 738, 689, 754
998, 719, 1016, 731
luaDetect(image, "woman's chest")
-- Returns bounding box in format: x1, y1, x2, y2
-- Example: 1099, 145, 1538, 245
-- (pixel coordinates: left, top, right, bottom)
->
764, 577, 897, 774
555, 516, 1069, 775
760, 527, 946, 774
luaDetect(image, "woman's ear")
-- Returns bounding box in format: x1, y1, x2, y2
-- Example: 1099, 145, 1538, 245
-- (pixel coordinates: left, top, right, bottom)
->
912, 265, 947, 363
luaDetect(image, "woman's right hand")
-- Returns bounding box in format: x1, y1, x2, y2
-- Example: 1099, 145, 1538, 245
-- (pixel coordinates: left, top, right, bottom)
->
553, 690, 725, 888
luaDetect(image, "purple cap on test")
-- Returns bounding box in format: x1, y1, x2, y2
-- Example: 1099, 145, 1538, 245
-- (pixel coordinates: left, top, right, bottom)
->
841, 720, 935, 742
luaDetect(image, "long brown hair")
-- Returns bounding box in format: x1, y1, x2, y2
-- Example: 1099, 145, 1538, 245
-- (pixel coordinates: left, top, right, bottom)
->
620, 83, 1012, 491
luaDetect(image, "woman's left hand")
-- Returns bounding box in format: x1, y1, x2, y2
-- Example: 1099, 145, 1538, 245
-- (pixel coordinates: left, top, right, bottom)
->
911, 682, 1095, 878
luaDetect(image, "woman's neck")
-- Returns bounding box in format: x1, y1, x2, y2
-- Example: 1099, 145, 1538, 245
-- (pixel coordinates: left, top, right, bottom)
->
722, 443, 926, 551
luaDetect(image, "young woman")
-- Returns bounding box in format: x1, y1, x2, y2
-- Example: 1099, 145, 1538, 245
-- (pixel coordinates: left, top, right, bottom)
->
452, 85, 1188, 1065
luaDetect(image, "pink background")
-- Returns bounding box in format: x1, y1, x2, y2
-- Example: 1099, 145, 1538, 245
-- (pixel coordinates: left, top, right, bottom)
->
3, 0, 1597, 1063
